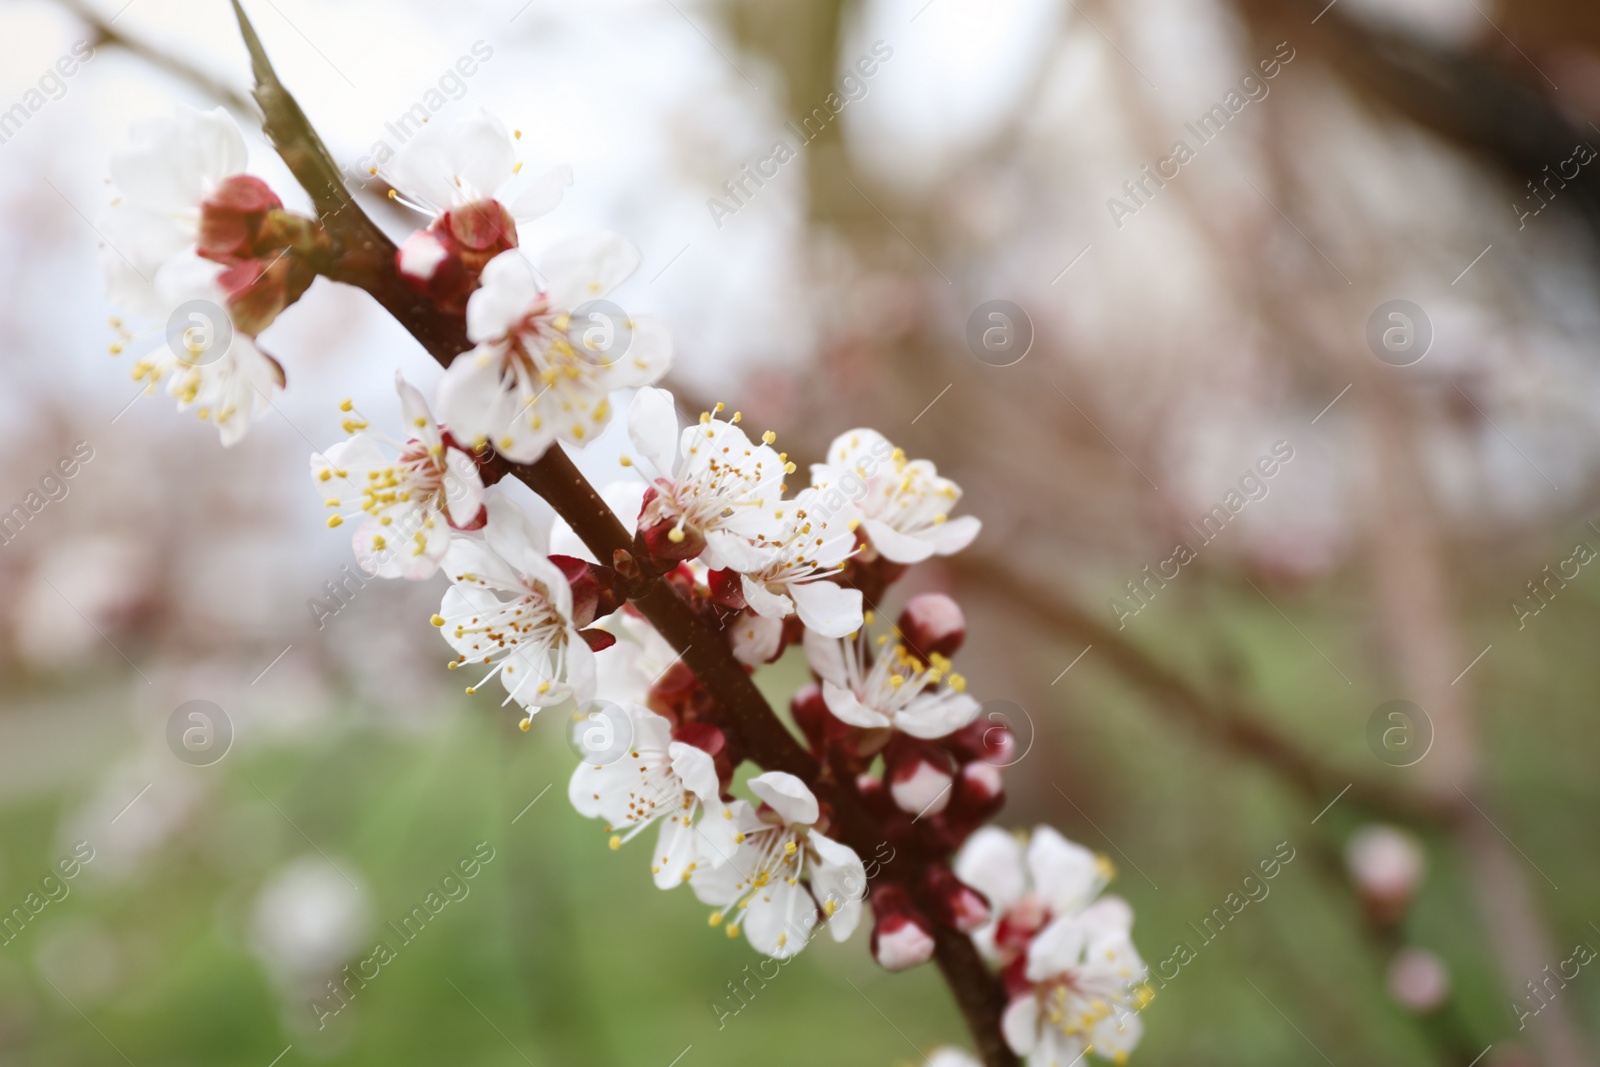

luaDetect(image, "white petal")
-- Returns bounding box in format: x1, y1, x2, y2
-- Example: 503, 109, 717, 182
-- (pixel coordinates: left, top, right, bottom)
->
450, 108, 516, 202
894, 692, 982, 740
652, 814, 700, 889
540, 232, 641, 309
1026, 914, 1086, 982
862, 518, 937, 564
110, 105, 245, 212
605, 315, 672, 389
742, 879, 815, 959
730, 610, 784, 667
954, 828, 1027, 917
627, 387, 679, 474
443, 448, 487, 528
482, 490, 554, 573
668, 741, 721, 805
436, 346, 514, 447
808, 831, 866, 942
1028, 827, 1104, 917
747, 771, 818, 827
821, 680, 891, 730
702, 530, 768, 573
1000, 995, 1041, 1056
740, 576, 794, 620
467, 251, 540, 343
788, 580, 863, 638
506, 162, 572, 221
929, 515, 982, 555
802, 629, 850, 689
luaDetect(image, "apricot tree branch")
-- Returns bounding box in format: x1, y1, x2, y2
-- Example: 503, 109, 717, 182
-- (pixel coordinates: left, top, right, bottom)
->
228, 2, 1015, 1062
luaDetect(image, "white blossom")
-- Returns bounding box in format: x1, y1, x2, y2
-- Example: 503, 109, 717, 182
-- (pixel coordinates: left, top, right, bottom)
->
803, 624, 979, 739
435, 491, 595, 716
810, 429, 980, 563
568, 703, 721, 888
380, 107, 571, 225
737, 486, 863, 638
313, 373, 485, 579
690, 772, 864, 958
437, 241, 671, 461
627, 387, 791, 571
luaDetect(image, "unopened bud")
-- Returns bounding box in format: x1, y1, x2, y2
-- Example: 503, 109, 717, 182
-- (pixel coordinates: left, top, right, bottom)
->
886, 741, 955, 817
1387, 947, 1449, 1013
198, 174, 283, 262
924, 866, 990, 933
870, 885, 936, 972
898, 593, 966, 660
1346, 825, 1425, 924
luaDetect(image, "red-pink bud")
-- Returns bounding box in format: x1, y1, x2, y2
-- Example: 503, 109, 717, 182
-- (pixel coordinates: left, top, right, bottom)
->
447, 199, 517, 253
924, 866, 990, 933
199, 175, 282, 262
898, 593, 966, 660
887, 744, 955, 817
870, 885, 936, 972
639, 517, 707, 568
707, 568, 747, 612
549, 555, 626, 628
945, 718, 1014, 766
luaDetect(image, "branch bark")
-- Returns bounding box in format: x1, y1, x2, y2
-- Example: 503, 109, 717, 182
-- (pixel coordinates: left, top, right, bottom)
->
228, 2, 1015, 1062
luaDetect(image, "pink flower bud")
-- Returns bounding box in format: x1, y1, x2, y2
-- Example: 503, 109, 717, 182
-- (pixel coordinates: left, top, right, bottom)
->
198, 175, 282, 262
1387, 947, 1449, 1013
1346, 825, 1425, 924
945, 718, 1014, 766
886, 741, 955, 817
924, 866, 990, 933
870, 885, 936, 972
898, 593, 966, 659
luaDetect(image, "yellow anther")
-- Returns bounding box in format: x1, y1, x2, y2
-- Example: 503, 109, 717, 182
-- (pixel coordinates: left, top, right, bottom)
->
761, 430, 776, 444
326, 515, 344, 528
708, 911, 723, 927
725, 923, 740, 938
609, 835, 622, 851
338, 398, 353, 412
519, 717, 532, 732
667, 527, 686, 543
431, 614, 446, 627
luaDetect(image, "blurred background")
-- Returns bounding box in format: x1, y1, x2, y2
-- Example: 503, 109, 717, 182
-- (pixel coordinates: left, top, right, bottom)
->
0, 0, 1598, 1063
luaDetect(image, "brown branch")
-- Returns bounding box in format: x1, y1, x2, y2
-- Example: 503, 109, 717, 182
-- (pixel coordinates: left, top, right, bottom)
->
228, 2, 1014, 1062
954, 555, 1461, 828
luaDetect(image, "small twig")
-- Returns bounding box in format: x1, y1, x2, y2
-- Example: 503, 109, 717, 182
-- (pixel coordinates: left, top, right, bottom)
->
955, 555, 1461, 828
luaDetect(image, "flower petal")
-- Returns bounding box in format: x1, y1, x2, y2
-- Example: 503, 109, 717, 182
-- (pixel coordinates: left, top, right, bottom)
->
540, 232, 642, 309
627, 387, 679, 474
789, 579, 863, 638
821, 680, 891, 730
467, 251, 541, 343
506, 162, 573, 221
862, 518, 937, 564
747, 771, 818, 827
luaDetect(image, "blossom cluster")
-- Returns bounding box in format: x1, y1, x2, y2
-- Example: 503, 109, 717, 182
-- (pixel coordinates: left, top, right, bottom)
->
98, 104, 1150, 1066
